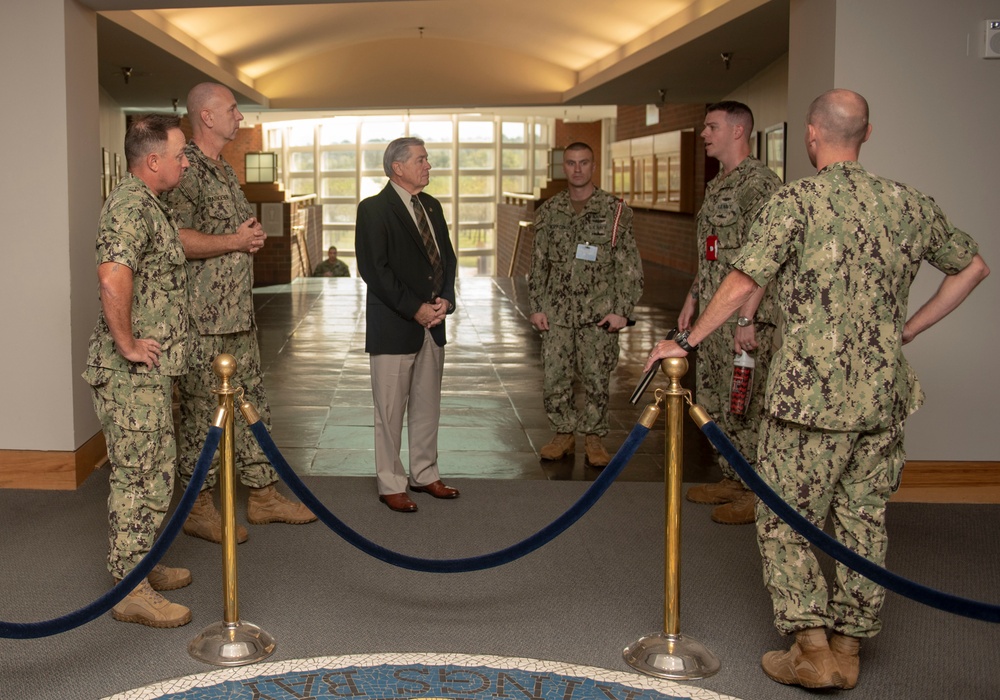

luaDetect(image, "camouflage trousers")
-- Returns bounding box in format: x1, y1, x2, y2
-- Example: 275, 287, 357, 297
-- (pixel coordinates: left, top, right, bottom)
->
754, 415, 906, 638
177, 329, 277, 491
695, 322, 775, 481
541, 324, 619, 436
87, 369, 176, 579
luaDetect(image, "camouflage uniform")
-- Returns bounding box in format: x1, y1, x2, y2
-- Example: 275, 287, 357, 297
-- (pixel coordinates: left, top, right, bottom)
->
161, 142, 277, 490
694, 156, 781, 477
529, 187, 643, 436
82, 174, 189, 579
313, 258, 350, 277
734, 160, 980, 638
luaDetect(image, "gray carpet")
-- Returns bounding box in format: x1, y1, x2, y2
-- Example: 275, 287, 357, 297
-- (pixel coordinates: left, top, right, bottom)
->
1, 470, 998, 699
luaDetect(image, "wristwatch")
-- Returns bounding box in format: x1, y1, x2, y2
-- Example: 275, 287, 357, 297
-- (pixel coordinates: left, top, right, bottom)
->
737, 316, 753, 327
674, 329, 698, 353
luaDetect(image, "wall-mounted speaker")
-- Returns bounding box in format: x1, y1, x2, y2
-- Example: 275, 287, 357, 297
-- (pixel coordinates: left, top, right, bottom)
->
985, 20, 1000, 59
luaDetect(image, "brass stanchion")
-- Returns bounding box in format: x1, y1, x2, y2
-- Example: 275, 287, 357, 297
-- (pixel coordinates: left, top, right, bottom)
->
623, 357, 720, 679
189, 354, 276, 666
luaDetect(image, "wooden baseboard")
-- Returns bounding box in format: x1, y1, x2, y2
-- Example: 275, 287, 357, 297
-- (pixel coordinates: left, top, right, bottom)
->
892, 461, 1000, 504
0, 431, 106, 490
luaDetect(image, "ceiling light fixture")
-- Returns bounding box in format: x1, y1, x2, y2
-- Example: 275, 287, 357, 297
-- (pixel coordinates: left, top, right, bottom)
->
121, 66, 132, 84
720, 52, 732, 70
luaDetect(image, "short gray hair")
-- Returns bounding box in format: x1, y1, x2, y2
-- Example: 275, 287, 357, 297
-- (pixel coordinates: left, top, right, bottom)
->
383, 137, 425, 177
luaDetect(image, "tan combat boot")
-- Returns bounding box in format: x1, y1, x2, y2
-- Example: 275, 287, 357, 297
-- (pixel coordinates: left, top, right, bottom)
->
710, 490, 756, 525
147, 564, 192, 591
247, 484, 317, 525
686, 478, 747, 504
830, 632, 861, 689
539, 433, 575, 460
112, 578, 191, 628
761, 628, 844, 689
583, 434, 611, 468
183, 489, 249, 544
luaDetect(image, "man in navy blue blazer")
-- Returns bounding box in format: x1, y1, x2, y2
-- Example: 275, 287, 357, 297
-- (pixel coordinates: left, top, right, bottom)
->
355, 137, 460, 513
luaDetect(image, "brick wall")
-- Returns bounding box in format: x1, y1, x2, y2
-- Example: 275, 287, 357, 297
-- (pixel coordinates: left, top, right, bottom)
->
177, 117, 262, 182
615, 104, 716, 275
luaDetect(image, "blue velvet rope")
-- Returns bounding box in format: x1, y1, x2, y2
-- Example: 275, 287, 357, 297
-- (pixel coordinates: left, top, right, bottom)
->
249, 419, 649, 573
0, 426, 221, 639
701, 419, 1000, 623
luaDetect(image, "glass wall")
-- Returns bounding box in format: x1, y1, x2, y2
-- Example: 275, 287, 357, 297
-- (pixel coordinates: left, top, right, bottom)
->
262, 114, 554, 276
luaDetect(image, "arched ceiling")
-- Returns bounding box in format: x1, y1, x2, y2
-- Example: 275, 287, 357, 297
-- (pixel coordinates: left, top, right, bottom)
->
86, 0, 788, 114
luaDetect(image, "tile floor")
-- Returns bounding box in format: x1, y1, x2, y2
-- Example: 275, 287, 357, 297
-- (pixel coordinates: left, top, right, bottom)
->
252, 266, 718, 486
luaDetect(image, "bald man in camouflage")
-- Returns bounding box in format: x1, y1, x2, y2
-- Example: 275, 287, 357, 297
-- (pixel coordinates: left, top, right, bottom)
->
646, 89, 989, 690
163, 82, 315, 543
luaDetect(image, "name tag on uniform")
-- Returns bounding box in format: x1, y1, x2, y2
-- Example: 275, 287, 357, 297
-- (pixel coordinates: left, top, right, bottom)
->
576, 243, 598, 261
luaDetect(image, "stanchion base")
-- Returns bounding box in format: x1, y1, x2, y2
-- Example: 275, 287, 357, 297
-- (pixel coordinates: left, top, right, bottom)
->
623, 632, 720, 680
189, 620, 276, 667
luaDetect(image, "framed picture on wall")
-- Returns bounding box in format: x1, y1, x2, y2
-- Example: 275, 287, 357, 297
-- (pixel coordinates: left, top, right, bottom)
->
101, 147, 111, 199
114, 153, 122, 187
763, 122, 786, 182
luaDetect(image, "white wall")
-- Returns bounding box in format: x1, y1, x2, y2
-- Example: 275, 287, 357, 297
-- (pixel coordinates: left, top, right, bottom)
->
788, 0, 998, 460
724, 53, 789, 155
0, 0, 101, 451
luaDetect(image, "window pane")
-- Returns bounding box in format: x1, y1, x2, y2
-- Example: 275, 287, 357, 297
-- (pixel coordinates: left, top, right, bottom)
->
288, 124, 314, 147
360, 176, 387, 199
323, 203, 357, 224
321, 151, 356, 171
410, 121, 453, 143
501, 122, 526, 143
501, 149, 526, 169
458, 253, 495, 277
534, 150, 548, 169
324, 228, 356, 252
424, 175, 452, 197
458, 227, 495, 250
502, 175, 528, 193
427, 148, 452, 169
289, 151, 314, 172
361, 148, 385, 171
534, 122, 548, 143
458, 121, 494, 143
534, 175, 547, 191
459, 148, 494, 169
321, 177, 356, 197
264, 127, 282, 149
361, 120, 404, 144
321, 119, 358, 145
288, 177, 315, 196
458, 175, 495, 196
459, 202, 495, 223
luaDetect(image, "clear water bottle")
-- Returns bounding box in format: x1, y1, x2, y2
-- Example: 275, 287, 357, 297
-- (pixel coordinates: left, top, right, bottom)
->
729, 351, 755, 415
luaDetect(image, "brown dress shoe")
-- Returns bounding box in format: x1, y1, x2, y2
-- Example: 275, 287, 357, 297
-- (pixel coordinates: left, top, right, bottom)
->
379, 492, 418, 512
409, 480, 460, 499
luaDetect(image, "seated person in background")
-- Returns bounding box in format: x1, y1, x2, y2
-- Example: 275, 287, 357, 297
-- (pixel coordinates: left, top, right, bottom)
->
314, 245, 351, 277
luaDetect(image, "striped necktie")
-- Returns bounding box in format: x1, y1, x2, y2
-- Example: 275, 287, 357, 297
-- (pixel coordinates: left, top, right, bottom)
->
411, 195, 444, 295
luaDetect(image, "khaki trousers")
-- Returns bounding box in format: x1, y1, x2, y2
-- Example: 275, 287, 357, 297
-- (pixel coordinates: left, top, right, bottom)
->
369, 329, 445, 495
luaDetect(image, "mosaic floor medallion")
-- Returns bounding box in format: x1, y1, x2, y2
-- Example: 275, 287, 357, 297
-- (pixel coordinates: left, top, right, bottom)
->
102, 653, 740, 700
